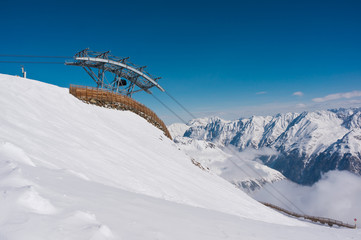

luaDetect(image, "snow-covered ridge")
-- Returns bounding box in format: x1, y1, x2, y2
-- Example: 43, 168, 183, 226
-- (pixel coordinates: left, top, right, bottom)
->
169, 108, 361, 185
2, 73, 328, 239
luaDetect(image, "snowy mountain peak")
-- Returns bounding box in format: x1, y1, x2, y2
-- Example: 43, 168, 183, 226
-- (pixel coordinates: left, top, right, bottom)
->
169, 107, 361, 185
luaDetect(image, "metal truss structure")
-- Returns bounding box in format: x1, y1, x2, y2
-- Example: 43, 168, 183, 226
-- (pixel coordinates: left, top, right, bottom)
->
65, 49, 164, 97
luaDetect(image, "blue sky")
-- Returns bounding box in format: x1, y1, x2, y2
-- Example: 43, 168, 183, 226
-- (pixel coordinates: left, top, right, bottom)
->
1, 0, 361, 123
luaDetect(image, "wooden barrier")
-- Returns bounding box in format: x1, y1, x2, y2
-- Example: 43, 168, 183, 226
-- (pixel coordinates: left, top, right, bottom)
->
69, 85, 172, 140
260, 202, 356, 229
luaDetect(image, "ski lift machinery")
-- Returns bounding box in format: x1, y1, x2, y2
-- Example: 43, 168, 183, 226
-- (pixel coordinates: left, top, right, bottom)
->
65, 49, 165, 97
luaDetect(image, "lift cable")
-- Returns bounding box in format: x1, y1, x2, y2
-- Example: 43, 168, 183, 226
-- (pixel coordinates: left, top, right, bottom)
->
0, 61, 65, 64
155, 91, 306, 215
165, 91, 197, 119
150, 94, 188, 124
0, 54, 71, 58
225, 155, 306, 215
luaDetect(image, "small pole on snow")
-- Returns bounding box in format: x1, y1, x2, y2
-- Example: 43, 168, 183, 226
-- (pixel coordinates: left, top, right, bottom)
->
21, 65, 26, 78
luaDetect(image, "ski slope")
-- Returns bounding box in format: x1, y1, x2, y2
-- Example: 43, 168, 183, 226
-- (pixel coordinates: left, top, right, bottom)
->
0, 73, 359, 239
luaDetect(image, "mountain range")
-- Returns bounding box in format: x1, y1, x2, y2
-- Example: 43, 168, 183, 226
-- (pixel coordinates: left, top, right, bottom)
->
169, 108, 361, 185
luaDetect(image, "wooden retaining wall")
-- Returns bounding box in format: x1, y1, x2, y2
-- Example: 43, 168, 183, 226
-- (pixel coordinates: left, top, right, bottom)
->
69, 85, 172, 140
260, 202, 356, 229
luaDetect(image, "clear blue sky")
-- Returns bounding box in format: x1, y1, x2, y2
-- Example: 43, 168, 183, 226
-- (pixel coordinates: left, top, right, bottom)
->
1, 0, 361, 124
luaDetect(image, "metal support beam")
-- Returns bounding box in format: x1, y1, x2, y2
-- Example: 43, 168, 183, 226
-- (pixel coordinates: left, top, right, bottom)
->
65, 49, 164, 97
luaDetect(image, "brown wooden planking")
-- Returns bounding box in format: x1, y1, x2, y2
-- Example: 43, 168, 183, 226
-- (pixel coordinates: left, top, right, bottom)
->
69, 85, 172, 140
259, 202, 356, 229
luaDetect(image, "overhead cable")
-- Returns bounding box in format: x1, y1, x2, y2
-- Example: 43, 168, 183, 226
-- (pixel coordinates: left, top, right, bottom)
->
150, 94, 188, 124
159, 91, 306, 215
0, 54, 71, 58
165, 91, 197, 119
0, 61, 64, 64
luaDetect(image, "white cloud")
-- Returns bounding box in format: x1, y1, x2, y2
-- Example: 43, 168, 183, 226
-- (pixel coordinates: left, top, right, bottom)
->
293, 91, 304, 97
313, 90, 361, 102
252, 171, 361, 227
171, 95, 361, 124
256, 91, 267, 95
348, 99, 361, 104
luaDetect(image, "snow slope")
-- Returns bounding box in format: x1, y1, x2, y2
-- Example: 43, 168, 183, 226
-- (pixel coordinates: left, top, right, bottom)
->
0, 74, 359, 239
174, 136, 285, 192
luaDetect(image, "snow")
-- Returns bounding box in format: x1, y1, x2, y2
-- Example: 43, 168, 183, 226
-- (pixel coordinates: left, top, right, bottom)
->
276, 111, 349, 157
168, 122, 189, 138
173, 136, 285, 192
328, 129, 361, 156
171, 111, 353, 158
0, 73, 360, 239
